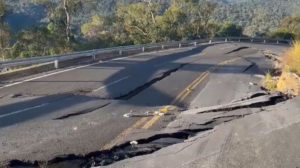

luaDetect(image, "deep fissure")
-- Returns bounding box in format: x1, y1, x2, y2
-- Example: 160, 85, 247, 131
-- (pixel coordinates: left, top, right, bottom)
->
7, 93, 290, 168
8, 128, 212, 168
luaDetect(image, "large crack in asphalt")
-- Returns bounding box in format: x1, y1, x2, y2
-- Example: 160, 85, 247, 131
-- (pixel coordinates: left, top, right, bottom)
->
8, 128, 213, 168
114, 63, 188, 100
187, 92, 286, 115
7, 92, 288, 168
53, 103, 111, 120
226, 46, 250, 54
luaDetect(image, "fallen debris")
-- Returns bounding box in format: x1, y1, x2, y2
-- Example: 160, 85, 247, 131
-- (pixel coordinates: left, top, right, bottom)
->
123, 106, 179, 118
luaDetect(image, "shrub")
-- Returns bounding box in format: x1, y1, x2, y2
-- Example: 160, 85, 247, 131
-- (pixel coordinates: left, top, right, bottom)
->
263, 73, 277, 91
269, 29, 295, 40
283, 41, 300, 75
277, 72, 300, 95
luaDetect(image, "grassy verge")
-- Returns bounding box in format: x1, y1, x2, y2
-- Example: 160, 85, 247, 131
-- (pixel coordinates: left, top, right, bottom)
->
263, 41, 300, 96
282, 41, 300, 75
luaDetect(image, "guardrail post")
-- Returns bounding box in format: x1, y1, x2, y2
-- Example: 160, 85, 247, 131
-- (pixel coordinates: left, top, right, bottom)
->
119, 50, 123, 56
92, 50, 96, 61
54, 59, 59, 69
161, 45, 165, 50
179, 43, 182, 48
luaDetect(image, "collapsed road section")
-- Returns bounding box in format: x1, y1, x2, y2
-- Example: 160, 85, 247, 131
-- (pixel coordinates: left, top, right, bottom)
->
7, 92, 289, 168
1, 43, 295, 168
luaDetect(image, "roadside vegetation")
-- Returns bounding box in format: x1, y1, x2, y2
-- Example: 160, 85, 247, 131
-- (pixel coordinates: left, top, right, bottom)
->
263, 41, 300, 96
283, 41, 300, 74
0, 0, 299, 61
263, 73, 278, 92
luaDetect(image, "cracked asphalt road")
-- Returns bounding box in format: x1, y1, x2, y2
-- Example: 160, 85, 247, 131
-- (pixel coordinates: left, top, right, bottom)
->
0, 42, 289, 166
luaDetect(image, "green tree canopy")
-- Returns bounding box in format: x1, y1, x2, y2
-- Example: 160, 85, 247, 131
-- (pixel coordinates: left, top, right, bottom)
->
269, 29, 295, 40
158, 5, 187, 41
0, 0, 6, 19
116, 2, 162, 44
280, 16, 300, 39
217, 23, 243, 37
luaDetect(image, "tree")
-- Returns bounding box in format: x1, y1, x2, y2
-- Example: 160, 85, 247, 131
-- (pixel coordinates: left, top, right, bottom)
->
158, 5, 187, 41
269, 29, 295, 40
217, 23, 243, 37
81, 15, 109, 40
0, 0, 6, 20
62, 0, 83, 42
0, 0, 10, 61
186, 0, 217, 38
80, 15, 116, 48
0, 24, 10, 60
33, 0, 83, 42
116, 2, 161, 44
280, 16, 300, 39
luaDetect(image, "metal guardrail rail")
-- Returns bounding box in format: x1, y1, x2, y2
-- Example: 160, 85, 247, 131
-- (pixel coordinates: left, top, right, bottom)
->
0, 37, 292, 71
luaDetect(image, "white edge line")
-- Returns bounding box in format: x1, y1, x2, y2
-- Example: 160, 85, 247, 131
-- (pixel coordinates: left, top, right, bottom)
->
0, 55, 137, 90
0, 47, 195, 90
93, 76, 130, 92
0, 103, 49, 119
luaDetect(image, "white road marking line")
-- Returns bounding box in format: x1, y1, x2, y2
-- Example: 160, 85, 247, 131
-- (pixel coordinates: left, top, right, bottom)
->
0, 55, 137, 90
0, 62, 100, 90
92, 76, 130, 92
0, 47, 191, 90
0, 103, 49, 119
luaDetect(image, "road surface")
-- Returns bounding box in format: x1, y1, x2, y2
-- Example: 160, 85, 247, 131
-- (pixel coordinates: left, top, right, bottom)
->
0, 42, 289, 165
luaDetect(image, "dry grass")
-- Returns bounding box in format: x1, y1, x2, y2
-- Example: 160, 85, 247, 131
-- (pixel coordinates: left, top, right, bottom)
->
270, 41, 300, 96
282, 41, 300, 74
277, 72, 300, 95
263, 73, 278, 92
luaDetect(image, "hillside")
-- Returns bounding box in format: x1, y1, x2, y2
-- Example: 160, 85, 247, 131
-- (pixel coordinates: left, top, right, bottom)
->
2, 0, 300, 36
215, 0, 300, 36
0, 0, 299, 60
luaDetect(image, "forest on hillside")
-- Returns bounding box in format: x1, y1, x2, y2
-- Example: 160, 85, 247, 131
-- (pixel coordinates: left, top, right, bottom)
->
0, 0, 300, 60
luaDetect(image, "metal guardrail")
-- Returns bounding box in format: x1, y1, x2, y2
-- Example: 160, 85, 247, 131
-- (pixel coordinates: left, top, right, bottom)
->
0, 37, 292, 71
